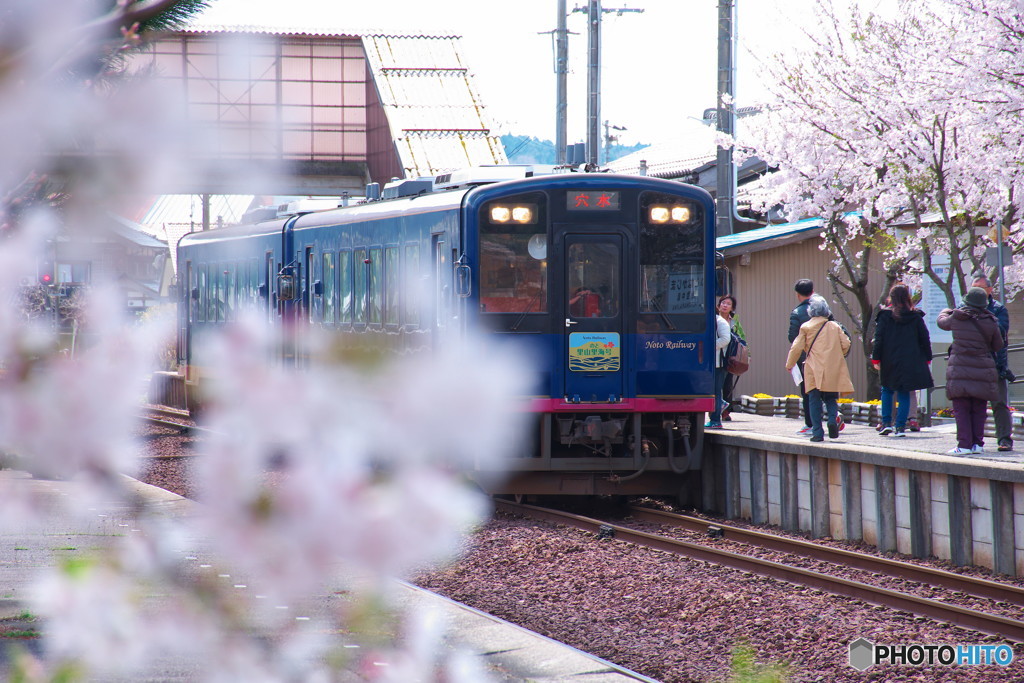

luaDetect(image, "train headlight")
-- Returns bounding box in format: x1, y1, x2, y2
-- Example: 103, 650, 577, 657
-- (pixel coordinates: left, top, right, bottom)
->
649, 206, 670, 223
490, 206, 512, 223
648, 205, 691, 224
671, 206, 691, 222
512, 206, 533, 223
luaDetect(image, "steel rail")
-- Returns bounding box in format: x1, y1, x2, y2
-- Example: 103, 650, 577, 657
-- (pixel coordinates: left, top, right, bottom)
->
627, 506, 1024, 607
493, 500, 1024, 642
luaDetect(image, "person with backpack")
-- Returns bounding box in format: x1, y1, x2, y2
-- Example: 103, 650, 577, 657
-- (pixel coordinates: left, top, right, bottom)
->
785, 296, 854, 442
871, 284, 933, 437
717, 295, 746, 420
705, 309, 733, 429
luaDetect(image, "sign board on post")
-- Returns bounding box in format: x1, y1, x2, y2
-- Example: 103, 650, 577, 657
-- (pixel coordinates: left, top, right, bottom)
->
920, 254, 953, 344
986, 246, 1013, 267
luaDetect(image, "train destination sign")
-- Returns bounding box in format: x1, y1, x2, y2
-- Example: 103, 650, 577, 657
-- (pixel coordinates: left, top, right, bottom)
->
566, 190, 620, 211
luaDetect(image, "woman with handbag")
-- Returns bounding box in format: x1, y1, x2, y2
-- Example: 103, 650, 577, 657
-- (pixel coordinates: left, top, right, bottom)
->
785, 296, 854, 442
717, 295, 745, 420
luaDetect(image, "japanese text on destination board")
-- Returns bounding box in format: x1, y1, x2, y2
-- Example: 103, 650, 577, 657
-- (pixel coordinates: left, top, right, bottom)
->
667, 272, 702, 312
566, 191, 620, 211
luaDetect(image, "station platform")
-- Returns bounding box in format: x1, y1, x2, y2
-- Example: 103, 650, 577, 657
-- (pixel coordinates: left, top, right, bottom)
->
0, 471, 656, 682
701, 411, 1024, 577
711, 410, 1024, 464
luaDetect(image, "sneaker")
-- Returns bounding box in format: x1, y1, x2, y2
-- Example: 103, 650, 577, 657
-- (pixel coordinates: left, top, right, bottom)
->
907, 418, 921, 432
947, 446, 973, 456
893, 429, 906, 437
828, 420, 839, 439
972, 444, 985, 454
721, 410, 732, 421
879, 425, 894, 436
837, 414, 845, 432
705, 421, 723, 429
998, 443, 1013, 452
875, 423, 884, 432
810, 435, 824, 442
796, 426, 813, 436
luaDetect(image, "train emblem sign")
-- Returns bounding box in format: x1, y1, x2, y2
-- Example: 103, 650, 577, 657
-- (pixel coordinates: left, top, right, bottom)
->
569, 333, 620, 372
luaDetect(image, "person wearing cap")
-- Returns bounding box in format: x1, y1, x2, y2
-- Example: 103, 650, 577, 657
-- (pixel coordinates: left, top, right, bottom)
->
967, 275, 1013, 451
937, 287, 1005, 455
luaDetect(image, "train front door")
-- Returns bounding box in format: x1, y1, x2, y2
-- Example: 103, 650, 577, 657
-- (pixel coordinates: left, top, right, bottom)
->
561, 233, 624, 403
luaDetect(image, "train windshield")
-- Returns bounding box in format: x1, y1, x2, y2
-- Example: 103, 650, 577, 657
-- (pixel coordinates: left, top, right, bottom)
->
639, 192, 705, 320
479, 194, 548, 314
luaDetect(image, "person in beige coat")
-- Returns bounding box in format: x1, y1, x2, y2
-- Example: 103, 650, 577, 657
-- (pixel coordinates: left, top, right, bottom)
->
785, 296, 854, 441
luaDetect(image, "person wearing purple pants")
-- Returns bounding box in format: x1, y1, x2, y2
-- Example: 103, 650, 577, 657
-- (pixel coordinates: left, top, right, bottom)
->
937, 287, 1004, 455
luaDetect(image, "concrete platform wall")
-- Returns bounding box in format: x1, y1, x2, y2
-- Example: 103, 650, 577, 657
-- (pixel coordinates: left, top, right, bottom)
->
702, 439, 1024, 577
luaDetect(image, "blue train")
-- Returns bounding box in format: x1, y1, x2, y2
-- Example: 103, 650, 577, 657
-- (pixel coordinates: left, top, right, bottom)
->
176, 167, 721, 500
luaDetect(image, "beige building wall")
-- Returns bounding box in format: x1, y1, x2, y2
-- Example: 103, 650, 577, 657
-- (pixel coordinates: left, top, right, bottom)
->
725, 233, 1024, 407
724, 234, 883, 401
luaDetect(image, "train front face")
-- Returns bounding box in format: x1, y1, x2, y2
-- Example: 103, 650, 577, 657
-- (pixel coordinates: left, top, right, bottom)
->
464, 174, 717, 498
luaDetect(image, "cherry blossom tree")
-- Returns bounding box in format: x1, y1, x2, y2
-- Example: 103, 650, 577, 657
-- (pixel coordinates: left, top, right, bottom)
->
741, 0, 1024, 394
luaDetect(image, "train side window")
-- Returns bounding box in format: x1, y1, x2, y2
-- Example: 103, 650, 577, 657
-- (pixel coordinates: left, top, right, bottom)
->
247, 259, 258, 310
207, 265, 218, 322
264, 253, 275, 320
354, 248, 367, 324
226, 264, 236, 322
384, 246, 399, 326
403, 244, 420, 328
434, 237, 447, 329
339, 250, 353, 325
323, 252, 336, 324
195, 265, 206, 323
369, 247, 383, 325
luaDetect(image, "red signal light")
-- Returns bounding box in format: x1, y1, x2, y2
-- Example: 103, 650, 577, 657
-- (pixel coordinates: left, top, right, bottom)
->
40, 273, 52, 284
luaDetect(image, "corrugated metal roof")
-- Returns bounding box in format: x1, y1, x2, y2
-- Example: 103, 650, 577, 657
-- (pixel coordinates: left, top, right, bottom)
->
181, 24, 452, 39
362, 34, 506, 177
141, 195, 255, 238
138, 195, 255, 275
606, 120, 718, 177
717, 217, 825, 254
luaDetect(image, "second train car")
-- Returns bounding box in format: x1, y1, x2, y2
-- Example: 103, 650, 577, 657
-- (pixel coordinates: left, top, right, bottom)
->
176, 167, 722, 500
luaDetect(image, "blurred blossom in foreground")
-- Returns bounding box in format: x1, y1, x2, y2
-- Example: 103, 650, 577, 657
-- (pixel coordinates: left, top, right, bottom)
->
193, 313, 531, 603
21, 307, 527, 680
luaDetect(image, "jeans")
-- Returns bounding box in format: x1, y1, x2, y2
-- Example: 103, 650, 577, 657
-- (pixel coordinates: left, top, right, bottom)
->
808, 389, 838, 440
880, 386, 910, 430
709, 366, 727, 423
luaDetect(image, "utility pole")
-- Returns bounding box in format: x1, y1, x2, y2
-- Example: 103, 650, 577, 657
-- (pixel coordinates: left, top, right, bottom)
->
555, 0, 569, 164
572, 2, 643, 168
603, 120, 626, 165
542, 3, 573, 164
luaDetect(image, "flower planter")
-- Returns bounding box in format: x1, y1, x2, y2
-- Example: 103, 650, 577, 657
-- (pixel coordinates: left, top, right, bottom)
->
785, 397, 802, 419
740, 395, 775, 416
850, 402, 872, 425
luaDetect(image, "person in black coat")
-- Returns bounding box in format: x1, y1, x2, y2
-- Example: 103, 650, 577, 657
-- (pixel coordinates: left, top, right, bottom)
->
871, 284, 933, 437
788, 279, 815, 433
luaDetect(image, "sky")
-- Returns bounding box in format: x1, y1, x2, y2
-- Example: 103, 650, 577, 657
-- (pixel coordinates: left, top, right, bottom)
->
192, 0, 898, 147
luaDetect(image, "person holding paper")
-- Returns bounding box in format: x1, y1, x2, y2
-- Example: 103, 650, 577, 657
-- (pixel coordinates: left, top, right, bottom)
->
785, 296, 854, 442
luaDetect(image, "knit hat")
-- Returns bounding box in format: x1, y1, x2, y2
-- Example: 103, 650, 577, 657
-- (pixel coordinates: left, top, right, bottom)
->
964, 287, 989, 309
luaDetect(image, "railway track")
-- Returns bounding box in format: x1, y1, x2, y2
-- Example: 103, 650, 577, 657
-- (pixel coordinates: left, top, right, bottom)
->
493, 499, 1024, 642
